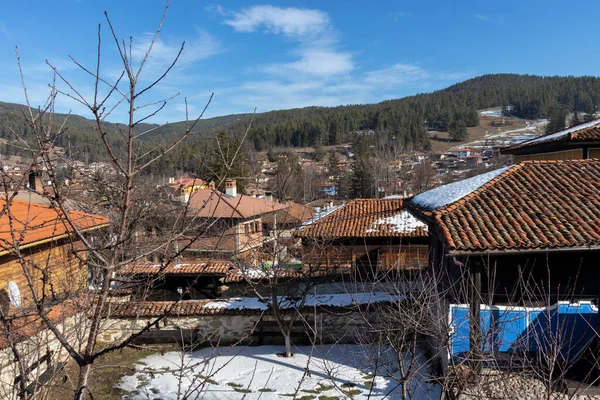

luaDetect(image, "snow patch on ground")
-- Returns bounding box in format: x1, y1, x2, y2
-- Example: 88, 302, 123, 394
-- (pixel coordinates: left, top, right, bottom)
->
412, 166, 511, 210
514, 119, 600, 147
116, 344, 441, 399
366, 211, 428, 234
203, 292, 399, 311
480, 109, 504, 117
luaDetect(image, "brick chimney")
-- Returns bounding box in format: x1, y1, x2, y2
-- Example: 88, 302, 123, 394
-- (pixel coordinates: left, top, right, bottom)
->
225, 179, 237, 197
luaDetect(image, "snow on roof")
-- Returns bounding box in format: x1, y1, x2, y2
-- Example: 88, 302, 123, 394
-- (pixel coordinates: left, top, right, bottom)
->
366, 211, 428, 234
203, 292, 399, 311
412, 166, 511, 210
517, 119, 600, 147
301, 204, 342, 227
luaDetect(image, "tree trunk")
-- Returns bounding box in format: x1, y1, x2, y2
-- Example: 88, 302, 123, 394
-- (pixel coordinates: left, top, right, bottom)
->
284, 333, 292, 357
75, 363, 92, 400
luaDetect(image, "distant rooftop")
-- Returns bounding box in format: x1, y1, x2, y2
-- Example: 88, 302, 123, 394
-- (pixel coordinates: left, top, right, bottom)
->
502, 119, 600, 154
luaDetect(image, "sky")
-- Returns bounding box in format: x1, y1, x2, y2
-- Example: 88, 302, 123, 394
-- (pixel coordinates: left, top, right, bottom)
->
1, 0, 600, 123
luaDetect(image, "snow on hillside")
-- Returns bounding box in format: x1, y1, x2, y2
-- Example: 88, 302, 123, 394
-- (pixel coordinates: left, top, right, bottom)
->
117, 344, 441, 399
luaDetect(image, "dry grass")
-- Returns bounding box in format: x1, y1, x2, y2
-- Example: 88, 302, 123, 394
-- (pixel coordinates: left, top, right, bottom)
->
43, 345, 176, 400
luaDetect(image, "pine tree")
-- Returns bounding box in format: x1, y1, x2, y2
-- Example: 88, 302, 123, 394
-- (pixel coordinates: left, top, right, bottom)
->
569, 110, 581, 127
584, 105, 596, 123
545, 107, 568, 135
350, 137, 375, 198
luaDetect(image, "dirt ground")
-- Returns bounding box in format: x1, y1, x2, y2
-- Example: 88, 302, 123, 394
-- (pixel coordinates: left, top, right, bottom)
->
42, 345, 174, 400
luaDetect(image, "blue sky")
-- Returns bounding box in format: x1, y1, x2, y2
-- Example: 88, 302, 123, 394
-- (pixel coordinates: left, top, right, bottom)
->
1, 1, 599, 123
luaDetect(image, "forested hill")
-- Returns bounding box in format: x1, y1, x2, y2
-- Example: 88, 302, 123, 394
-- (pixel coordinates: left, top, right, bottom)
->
2, 74, 600, 164
156, 73, 600, 152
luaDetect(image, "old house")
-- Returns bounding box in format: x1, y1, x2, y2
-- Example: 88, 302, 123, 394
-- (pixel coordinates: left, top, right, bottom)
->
502, 119, 600, 162
407, 159, 600, 370
169, 176, 209, 202
298, 199, 429, 275
0, 199, 109, 311
182, 179, 288, 261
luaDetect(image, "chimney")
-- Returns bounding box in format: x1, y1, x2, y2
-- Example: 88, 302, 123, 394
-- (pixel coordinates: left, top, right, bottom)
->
225, 179, 237, 197
264, 191, 273, 202
208, 181, 216, 190
28, 170, 36, 192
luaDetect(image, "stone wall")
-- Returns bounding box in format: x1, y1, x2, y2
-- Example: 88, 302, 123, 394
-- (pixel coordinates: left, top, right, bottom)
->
101, 310, 368, 346
0, 312, 86, 400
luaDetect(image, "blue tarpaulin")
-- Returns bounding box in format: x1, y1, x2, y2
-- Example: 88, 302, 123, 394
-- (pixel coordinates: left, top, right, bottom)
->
449, 302, 598, 364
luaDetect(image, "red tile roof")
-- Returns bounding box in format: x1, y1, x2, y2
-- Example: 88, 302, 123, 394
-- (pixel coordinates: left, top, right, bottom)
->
262, 201, 315, 227
0, 300, 81, 349
105, 298, 391, 318
298, 199, 428, 238
168, 176, 205, 189
120, 260, 236, 276
503, 119, 600, 153
409, 159, 600, 252
188, 189, 288, 219
0, 199, 109, 252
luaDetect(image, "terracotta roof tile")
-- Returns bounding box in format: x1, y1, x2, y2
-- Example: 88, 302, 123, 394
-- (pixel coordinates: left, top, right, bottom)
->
409, 159, 600, 252
0, 300, 81, 349
106, 299, 390, 318
298, 199, 428, 238
188, 189, 287, 219
0, 199, 109, 251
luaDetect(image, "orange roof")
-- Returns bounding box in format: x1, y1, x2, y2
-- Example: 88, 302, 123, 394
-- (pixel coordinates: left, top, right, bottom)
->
408, 159, 600, 252
0, 199, 109, 252
0, 299, 81, 349
298, 199, 428, 238
262, 201, 315, 227
188, 189, 287, 219
168, 176, 205, 189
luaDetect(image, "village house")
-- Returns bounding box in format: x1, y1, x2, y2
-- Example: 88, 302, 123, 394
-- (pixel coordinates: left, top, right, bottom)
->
181, 179, 288, 261
168, 175, 209, 203
407, 159, 600, 373
0, 198, 109, 311
298, 198, 429, 276
502, 119, 600, 162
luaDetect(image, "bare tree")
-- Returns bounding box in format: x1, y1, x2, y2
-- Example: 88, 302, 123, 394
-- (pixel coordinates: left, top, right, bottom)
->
0, 3, 264, 399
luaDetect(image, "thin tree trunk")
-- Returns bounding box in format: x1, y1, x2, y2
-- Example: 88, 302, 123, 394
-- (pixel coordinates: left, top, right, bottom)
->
284, 333, 292, 358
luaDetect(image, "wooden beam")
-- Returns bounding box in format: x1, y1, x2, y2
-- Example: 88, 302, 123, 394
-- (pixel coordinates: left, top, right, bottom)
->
470, 261, 482, 374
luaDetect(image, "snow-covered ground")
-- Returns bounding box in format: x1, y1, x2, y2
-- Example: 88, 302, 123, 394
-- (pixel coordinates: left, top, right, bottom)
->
203, 292, 400, 311
449, 118, 548, 150
117, 344, 441, 399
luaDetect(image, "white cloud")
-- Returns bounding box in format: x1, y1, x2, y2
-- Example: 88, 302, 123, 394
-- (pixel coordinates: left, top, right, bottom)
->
131, 28, 221, 68
364, 64, 429, 86
220, 5, 353, 79
261, 49, 353, 77
223, 5, 330, 38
